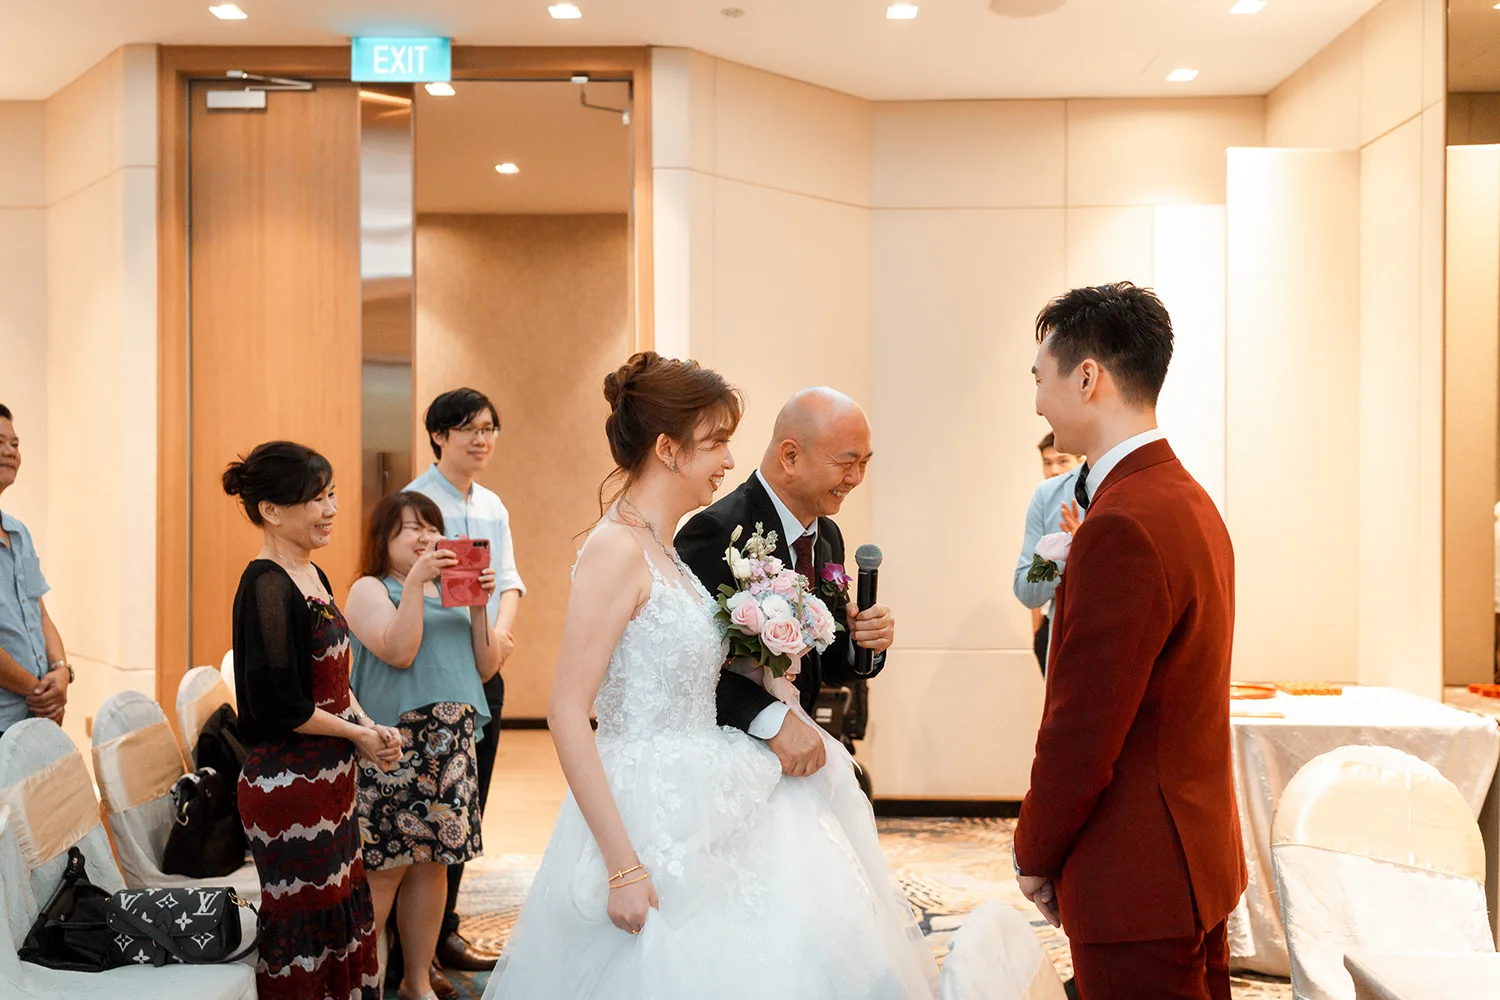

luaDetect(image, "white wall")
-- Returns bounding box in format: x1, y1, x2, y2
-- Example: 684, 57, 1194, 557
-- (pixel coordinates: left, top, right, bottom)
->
0, 103, 48, 538
653, 54, 1265, 797
1265, 0, 1447, 697
42, 46, 159, 749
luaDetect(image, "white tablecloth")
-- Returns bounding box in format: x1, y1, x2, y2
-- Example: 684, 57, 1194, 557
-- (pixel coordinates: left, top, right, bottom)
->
1228, 686, 1500, 976
1343, 950, 1500, 1000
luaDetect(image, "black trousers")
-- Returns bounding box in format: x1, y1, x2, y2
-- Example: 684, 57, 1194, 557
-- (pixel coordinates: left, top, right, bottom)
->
443, 672, 504, 936
1033, 615, 1050, 675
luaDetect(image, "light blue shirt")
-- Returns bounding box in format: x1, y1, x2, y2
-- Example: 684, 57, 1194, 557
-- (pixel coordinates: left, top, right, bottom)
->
349, 576, 492, 736
406, 464, 525, 625
1013, 465, 1083, 617
0, 511, 50, 731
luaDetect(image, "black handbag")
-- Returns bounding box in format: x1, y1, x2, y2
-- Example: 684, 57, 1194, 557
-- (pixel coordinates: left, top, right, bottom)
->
18, 845, 116, 972
106, 883, 262, 967
161, 767, 249, 879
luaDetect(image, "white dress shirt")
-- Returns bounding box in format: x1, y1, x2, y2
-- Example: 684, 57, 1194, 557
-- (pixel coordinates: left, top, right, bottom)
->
745, 471, 817, 739
1081, 428, 1166, 503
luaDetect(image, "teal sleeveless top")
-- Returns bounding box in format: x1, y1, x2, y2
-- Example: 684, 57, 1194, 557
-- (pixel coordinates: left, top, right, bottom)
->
349, 576, 492, 736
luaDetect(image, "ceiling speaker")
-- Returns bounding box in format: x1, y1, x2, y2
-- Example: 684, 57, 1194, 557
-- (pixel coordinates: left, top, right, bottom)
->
988, 0, 1068, 16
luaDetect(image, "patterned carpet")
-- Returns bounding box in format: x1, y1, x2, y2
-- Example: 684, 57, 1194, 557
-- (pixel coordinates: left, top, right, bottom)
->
393, 817, 1291, 999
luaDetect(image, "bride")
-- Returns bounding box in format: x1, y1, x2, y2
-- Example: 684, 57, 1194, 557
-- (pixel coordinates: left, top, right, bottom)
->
485, 353, 938, 1000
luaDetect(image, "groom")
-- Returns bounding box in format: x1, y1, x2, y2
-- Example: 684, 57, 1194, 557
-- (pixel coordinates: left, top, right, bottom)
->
676, 387, 894, 777
1013, 283, 1246, 1000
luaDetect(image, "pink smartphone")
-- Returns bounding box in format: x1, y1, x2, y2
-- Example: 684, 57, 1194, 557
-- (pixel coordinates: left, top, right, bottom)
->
436, 538, 491, 608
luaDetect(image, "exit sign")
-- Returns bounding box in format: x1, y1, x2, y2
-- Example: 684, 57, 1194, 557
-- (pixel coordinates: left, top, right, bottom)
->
351, 37, 451, 82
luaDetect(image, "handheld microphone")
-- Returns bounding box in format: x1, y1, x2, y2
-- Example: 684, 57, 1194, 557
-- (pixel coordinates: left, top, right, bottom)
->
853, 544, 883, 677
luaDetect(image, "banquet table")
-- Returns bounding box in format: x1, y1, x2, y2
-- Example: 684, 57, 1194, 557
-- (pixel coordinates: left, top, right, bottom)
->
1343, 950, 1500, 1000
1227, 686, 1500, 976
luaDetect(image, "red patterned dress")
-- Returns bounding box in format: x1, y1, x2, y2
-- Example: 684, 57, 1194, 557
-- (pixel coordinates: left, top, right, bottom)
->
234, 562, 379, 1000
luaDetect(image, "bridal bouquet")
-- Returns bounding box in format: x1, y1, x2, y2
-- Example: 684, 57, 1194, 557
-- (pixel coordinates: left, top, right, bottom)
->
715, 524, 841, 678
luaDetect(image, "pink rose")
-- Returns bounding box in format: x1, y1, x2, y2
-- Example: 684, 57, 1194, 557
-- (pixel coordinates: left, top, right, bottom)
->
726, 592, 765, 636
771, 570, 801, 597
761, 615, 807, 659
1034, 531, 1073, 569
803, 598, 837, 649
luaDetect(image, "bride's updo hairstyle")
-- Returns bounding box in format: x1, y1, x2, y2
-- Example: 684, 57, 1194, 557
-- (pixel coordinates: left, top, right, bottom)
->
601, 352, 743, 503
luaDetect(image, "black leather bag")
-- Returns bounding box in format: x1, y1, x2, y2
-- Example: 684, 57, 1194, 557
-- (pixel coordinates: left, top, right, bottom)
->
18, 846, 116, 972
106, 884, 261, 967
161, 767, 248, 879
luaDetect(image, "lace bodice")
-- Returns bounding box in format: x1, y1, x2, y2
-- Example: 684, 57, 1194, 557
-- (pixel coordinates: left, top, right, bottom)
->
593, 549, 729, 743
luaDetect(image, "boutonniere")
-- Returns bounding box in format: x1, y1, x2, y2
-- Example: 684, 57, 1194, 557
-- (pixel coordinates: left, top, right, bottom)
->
308, 597, 338, 623
819, 562, 853, 603
1026, 532, 1073, 583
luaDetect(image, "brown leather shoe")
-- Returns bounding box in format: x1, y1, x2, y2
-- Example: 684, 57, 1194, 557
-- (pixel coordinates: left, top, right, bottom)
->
436, 931, 499, 972
428, 962, 459, 1000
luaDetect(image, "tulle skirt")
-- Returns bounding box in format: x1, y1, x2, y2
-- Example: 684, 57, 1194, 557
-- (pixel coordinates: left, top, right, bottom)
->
485, 723, 938, 1000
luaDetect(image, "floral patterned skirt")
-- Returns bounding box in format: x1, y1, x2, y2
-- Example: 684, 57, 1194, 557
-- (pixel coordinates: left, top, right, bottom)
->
355, 701, 483, 871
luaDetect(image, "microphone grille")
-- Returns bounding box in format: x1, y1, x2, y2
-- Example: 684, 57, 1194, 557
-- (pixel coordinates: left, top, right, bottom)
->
854, 544, 883, 571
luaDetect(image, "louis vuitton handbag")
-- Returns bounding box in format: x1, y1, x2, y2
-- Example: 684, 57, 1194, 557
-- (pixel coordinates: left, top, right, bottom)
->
106, 882, 262, 967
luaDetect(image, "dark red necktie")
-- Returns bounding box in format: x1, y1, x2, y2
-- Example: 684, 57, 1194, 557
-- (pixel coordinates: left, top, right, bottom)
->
792, 532, 816, 587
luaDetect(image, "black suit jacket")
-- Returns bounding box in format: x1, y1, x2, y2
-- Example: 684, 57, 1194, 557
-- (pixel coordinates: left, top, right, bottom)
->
675, 474, 885, 734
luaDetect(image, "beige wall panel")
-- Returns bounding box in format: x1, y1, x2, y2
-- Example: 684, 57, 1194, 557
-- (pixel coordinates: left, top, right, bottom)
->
0, 208, 48, 541
1265, 25, 1362, 150
1358, 119, 1428, 694
1226, 148, 1360, 682
1421, 0, 1445, 111
869, 207, 1065, 651
649, 47, 715, 174
1359, 0, 1424, 146
0, 103, 45, 206
871, 101, 1065, 209
710, 178, 872, 548
46, 173, 128, 669
1152, 206, 1228, 512
120, 165, 158, 675
1444, 146, 1500, 685
650, 168, 715, 363
1417, 104, 1444, 689
415, 214, 631, 720
861, 650, 1045, 799
713, 59, 871, 207
1064, 206, 1153, 289
44, 48, 121, 205
1065, 98, 1265, 207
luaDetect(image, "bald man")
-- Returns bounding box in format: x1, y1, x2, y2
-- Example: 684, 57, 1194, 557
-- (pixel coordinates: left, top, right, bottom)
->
676, 388, 896, 777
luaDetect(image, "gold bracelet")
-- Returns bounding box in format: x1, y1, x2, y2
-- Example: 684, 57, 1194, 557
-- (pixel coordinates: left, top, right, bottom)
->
607, 864, 643, 884
610, 872, 651, 889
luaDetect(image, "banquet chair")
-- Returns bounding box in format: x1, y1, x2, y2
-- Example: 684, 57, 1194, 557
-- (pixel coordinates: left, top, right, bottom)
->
1270, 745, 1495, 1000
0, 720, 256, 1000
178, 664, 237, 758
93, 690, 260, 906
938, 901, 1068, 1000
219, 650, 236, 701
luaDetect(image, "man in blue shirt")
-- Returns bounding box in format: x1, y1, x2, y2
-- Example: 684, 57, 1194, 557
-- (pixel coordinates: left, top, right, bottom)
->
405, 388, 525, 986
1013, 432, 1083, 674
0, 404, 72, 736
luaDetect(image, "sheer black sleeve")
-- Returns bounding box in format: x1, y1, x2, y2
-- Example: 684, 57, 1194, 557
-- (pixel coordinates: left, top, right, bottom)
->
236, 566, 316, 740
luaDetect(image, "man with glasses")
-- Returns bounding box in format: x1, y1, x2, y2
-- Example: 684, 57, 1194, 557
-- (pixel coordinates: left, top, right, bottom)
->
0, 403, 73, 739
403, 388, 525, 993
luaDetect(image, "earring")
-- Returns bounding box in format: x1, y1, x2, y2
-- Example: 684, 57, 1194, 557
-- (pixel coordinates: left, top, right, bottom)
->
669, 458, 679, 474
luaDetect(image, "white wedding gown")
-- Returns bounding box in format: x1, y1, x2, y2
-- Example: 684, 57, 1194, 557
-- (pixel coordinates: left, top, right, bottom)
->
485, 546, 939, 1000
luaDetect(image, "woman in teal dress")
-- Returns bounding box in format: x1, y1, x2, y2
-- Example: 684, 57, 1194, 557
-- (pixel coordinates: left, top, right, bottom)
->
345, 491, 504, 1000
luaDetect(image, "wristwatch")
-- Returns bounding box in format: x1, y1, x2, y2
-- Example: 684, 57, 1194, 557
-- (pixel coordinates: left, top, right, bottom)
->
49, 660, 73, 683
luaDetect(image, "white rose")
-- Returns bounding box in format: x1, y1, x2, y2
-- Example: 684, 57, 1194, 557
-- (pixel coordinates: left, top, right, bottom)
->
760, 594, 793, 621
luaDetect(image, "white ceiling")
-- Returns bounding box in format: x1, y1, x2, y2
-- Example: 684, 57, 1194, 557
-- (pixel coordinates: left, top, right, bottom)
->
415, 81, 631, 215
4, 0, 1384, 102
1450, 0, 1500, 92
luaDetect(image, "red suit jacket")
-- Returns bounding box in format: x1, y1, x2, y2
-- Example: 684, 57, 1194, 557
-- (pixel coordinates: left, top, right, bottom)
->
1014, 439, 1247, 944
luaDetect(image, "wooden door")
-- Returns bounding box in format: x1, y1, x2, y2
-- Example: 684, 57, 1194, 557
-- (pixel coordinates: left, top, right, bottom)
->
187, 81, 362, 670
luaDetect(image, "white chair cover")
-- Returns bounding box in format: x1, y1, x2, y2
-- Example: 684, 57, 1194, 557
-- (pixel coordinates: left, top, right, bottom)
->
939, 901, 1068, 1000
1271, 745, 1495, 1000
178, 665, 236, 757
220, 650, 236, 701
0, 795, 256, 999
93, 691, 261, 915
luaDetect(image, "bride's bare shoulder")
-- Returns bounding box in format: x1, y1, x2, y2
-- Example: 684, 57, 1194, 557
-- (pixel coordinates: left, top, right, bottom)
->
572, 520, 648, 582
